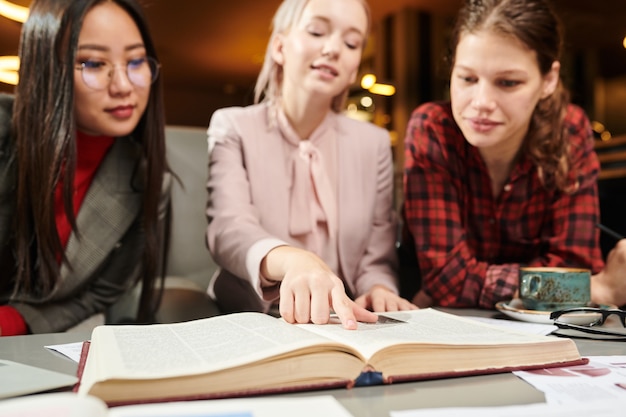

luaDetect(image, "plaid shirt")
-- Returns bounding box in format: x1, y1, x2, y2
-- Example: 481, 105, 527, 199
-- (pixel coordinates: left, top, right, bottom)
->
403, 101, 604, 308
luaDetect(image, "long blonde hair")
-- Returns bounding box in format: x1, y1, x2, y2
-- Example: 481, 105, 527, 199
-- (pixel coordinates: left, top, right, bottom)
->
254, 0, 371, 113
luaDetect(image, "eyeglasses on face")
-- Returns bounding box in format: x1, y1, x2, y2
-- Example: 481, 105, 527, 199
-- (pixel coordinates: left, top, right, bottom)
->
549, 307, 626, 340
75, 56, 160, 90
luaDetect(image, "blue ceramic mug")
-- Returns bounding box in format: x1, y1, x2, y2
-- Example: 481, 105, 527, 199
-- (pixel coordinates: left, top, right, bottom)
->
518, 267, 591, 311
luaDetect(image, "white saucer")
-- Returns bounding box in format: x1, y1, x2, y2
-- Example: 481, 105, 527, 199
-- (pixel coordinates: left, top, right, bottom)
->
495, 299, 615, 326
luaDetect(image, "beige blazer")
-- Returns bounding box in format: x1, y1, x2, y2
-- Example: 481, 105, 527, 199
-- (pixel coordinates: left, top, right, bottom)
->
206, 103, 398, 313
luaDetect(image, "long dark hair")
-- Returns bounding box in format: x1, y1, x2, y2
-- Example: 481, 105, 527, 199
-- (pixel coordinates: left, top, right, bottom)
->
12, 0, 168, 322
448, 0, 574, 192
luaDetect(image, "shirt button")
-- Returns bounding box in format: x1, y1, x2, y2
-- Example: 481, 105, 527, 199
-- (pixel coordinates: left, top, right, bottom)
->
489, 219, 495, 225
503, 184, 512, 192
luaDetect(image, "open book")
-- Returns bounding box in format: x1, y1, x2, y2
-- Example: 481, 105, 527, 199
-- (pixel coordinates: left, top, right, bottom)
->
76, 309, 584, 405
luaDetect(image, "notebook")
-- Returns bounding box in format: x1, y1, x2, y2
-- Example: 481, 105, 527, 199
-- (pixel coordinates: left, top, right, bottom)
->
0, 359, 78, 399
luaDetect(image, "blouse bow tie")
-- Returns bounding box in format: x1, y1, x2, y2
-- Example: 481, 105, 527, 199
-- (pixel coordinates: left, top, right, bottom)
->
288, 139, 336, 240
274, 105, 337, 242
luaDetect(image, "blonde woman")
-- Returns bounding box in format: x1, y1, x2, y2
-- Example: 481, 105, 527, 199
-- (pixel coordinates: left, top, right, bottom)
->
206, 0, 416, 329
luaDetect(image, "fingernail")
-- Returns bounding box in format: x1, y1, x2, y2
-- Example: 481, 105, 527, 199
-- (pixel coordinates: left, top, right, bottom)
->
346, 319, 356, 328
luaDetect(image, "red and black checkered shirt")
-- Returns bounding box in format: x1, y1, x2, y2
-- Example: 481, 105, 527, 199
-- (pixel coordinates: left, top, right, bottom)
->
402, 101, 604, 308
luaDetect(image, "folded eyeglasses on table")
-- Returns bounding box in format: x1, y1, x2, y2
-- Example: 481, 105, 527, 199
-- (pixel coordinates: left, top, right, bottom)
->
549, 307, 626, 341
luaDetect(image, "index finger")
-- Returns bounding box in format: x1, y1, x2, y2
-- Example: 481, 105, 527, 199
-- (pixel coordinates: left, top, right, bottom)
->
331, 288, 377, 330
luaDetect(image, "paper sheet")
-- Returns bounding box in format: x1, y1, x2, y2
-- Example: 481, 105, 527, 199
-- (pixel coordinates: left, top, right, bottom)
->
108, 395, 353, 417
45, 342, 85, 363
513, 356, 626, 404
391, 398, 626, 417
0, 393, 353, 417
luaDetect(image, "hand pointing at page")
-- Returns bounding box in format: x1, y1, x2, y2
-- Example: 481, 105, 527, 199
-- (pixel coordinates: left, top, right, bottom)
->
262, 246, 378, 329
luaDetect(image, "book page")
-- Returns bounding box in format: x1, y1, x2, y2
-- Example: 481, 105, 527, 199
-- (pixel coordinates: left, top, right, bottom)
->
85, 312, 351, 382
466, 316, 557, 335
297, 308, 561, 360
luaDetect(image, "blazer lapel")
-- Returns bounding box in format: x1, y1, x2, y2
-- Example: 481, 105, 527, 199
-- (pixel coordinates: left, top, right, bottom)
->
336, 130, 362, 294
242, 108, 291, 237
61, 138, 142, 282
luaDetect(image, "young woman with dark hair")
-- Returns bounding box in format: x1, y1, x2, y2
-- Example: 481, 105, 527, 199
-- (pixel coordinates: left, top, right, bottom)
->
0, 0, 170, 335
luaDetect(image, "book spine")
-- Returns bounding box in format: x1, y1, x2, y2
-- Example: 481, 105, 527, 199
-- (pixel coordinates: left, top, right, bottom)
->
73, 340, 91, 393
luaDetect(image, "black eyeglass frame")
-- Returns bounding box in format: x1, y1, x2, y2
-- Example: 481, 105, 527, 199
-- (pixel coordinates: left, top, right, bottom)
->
549, 307, 626, 340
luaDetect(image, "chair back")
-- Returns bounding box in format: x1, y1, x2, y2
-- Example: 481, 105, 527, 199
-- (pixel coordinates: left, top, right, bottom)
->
595, 135, 626, 259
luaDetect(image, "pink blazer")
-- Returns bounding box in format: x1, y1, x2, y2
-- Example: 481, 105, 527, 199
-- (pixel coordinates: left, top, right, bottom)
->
206, 103, 398, 313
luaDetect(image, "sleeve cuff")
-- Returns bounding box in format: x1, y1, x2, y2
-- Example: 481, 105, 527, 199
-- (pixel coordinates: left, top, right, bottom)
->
0, 305, 28, 336
246, 238, 289, 298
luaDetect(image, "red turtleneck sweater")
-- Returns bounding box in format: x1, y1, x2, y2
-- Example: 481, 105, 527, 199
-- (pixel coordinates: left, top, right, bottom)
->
0, 131, 114, 336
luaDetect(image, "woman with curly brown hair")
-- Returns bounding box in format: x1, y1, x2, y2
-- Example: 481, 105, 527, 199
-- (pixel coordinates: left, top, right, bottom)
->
401, 0, 626, 309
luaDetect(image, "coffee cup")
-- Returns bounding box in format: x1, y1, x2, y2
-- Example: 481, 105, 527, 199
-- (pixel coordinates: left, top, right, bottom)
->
518, 267, 591, 311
